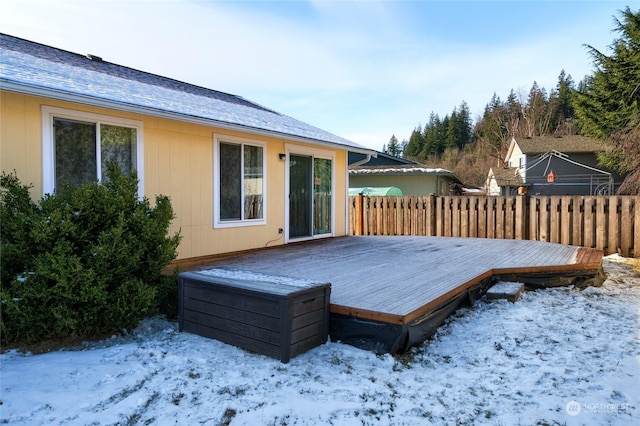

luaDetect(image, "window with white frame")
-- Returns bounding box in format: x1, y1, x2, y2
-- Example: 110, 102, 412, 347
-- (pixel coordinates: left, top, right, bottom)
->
213, 134, 266, 227
42, 106, 144, 196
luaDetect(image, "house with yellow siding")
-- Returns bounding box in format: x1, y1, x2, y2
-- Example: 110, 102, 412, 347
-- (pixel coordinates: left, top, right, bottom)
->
0, 34, 374, 261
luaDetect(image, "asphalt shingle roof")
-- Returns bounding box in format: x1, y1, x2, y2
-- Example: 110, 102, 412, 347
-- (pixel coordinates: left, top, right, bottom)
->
0, 34, 370, 153
349, 164, 454, 175
489, 167, 523, 186
349, 164, 462, 183
514, 135, 606, 154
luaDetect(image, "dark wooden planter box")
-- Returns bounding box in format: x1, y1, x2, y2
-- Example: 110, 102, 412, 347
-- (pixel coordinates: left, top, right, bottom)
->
178, 269, 331, 363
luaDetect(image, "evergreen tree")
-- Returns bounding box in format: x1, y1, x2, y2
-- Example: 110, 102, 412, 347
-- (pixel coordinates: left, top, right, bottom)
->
385, 134, 402, 157
443, 113, 456, 150
555, 69, 576, 133
523, 81, 549, 137
505, 89, 524, 137
423, 112, 442, 159
454, 101, 473, 149
404, 126, 424, 160
573, 6, 640, 175
476, 94, 505, 147
400, 138, 409, 157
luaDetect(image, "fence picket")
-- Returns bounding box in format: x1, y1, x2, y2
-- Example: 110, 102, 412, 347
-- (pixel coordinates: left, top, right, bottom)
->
584, 197, 595, 248
405, 197, 411, 236
620, 197, 632, 257
550, 197, 561, 244
487, 197, 496, 239
452, 197, 461, 237
572, 196, 583, 247
469, 197, 478, 237
515, 196, 526, 240
539, 197, 549, 242
529, 196, 539, 241
495, 197, 505, 239
435, 196, 444, 236
443, 196, 452, 237
608, 196, 620, 255
635, 196, 640, 258
461, 197, 469, 237
596, 197, 607, 252
478, 197, 487, 238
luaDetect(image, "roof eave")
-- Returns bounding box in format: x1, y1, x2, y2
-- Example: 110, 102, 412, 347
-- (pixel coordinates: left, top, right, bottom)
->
2, 80, 376, 155
350, 168, 462, 182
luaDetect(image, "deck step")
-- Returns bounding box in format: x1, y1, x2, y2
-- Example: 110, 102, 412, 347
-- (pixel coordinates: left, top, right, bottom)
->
486, 281, 525, 302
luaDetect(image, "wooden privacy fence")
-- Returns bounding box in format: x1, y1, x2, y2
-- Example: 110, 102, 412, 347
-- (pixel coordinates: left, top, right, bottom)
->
349, 195, 640, 258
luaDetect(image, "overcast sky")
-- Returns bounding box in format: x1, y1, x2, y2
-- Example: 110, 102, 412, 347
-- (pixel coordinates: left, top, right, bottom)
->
1, 1, 632, 151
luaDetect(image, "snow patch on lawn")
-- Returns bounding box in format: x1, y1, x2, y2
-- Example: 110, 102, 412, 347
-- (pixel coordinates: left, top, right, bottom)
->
1, 255, 638, 425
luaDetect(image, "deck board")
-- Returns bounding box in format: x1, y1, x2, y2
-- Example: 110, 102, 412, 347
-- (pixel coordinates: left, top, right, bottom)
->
186, 236, 602, 324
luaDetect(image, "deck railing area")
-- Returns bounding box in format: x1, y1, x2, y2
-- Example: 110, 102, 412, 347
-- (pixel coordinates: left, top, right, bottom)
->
349, 195, 640, 258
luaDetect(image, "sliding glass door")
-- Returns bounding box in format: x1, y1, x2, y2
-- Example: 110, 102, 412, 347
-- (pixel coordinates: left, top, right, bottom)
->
288, 154, 332, 239
289, 155, 312, 238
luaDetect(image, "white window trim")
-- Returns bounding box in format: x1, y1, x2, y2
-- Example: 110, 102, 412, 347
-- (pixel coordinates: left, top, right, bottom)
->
41, 106, 144, 198
213, 133, 267, 228
284, 143, 335, 243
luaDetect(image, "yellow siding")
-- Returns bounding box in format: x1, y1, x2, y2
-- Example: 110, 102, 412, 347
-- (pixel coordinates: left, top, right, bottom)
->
1, 91, 349, 259
1, 91, 44, 196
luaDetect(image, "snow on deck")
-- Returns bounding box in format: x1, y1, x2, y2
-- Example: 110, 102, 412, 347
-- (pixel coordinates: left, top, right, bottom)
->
193, 236, 601, 322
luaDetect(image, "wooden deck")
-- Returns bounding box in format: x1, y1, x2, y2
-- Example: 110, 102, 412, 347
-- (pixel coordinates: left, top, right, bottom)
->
181, 236, 603, 353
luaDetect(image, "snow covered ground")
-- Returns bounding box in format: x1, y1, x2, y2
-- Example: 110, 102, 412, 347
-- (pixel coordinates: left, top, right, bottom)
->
1, 255, 638, 425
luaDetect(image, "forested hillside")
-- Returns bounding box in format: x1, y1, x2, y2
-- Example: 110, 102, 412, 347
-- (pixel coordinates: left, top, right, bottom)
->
386, 71, 580, 187
385, 7, 639, 191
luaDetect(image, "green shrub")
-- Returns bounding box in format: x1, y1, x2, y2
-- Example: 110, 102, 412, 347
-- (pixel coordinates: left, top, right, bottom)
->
0, 164, 181, 345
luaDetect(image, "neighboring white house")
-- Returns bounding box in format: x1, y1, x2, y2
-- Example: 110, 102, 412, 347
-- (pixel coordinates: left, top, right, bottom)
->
487, 135, 621, 196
